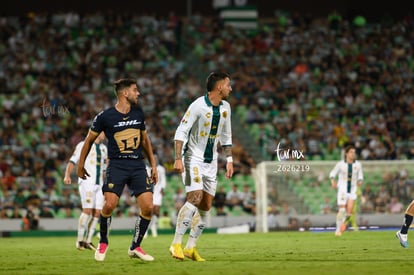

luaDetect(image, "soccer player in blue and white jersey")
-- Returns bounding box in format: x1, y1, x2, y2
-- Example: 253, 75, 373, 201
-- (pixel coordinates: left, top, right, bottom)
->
64, 132, 107, 251
169, 71, 234, 261
77, 78, 158, 262
329, 145, 363, 236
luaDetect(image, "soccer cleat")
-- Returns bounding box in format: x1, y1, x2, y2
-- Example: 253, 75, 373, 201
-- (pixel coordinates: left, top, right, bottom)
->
95, 243, 108, 262
76, 241, 86, 250
335, 231, 342, 237
128, 247, 154, 261
396, 231, 409, 248
183, 247, 206, 262
85, 242, 97, 251
169, 244, 184, 260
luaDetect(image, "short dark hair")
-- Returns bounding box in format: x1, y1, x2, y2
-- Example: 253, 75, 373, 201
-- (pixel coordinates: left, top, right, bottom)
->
206, 71, 230, 92
113, 78, 137, 96
344, 145, 355, 154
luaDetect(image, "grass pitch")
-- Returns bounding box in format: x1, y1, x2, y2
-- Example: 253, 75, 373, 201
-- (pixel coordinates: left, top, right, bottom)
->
0, 230, 410, 275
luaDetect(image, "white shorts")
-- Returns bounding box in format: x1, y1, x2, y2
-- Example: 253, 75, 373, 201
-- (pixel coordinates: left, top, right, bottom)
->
153, 191, 163, 206
78, 181, 104, 210
182, 158, 217, 196
337, 190, 357, 206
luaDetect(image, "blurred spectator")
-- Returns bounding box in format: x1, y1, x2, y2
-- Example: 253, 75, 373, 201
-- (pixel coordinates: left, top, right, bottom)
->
13, 188, 27, 208
280, 200, 298, 218
1, 169, 16, 192
22, 204, 39, 231
25, 188, 41, 208
213, 186, 227, 214
43, 170, 57, 190
242, 191, 256, 215
0, 208, 8, 219
288, 217, 300, 230
216, 206, 228, 216
240, 184, 252, 204
360, 194, 375, 213
301, 218, 312, 231
267, 203, 280, 230
39, 206, 55, 218
226, 184, 244, 211
374, 197, 388, 213
320, 197, 334, 214
392, 172, 411, 204
388, 196, 404, 214
1, 190, 14, 209
361, 186, 376, 203
10, 206, 22, 219
268, 186, 279, 204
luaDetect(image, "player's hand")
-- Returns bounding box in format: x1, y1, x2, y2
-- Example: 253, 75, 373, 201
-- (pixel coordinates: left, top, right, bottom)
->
77, 167, 90, 180
174, 159, 184, 174
63, 176, 71, 185
151, 167, 158, 184
226, 162, 234, 179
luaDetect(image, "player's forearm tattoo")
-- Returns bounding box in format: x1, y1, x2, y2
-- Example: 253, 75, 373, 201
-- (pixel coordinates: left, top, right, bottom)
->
175, 140, 183, 160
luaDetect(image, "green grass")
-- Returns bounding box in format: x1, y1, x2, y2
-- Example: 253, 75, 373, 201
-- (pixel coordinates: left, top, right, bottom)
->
0, 231, 410, 275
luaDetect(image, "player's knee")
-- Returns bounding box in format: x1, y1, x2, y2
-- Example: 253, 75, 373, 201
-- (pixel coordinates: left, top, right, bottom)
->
104, 200, 118, 212
141, 205, 153, 218
187, 191, 203, 206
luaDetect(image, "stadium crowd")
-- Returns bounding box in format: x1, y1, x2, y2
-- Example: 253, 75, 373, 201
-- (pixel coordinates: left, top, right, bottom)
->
0, 10, 413, 224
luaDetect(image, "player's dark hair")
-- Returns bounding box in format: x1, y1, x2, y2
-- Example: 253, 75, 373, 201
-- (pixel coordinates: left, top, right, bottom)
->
206, 71, 230, 92
344, 145, 355, 154
113, 78, 137, 96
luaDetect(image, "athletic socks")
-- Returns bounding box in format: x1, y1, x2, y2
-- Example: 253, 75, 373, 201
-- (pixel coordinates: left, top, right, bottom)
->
401, 214, 413, 234
172, 202, 197, 244
78, 212, 91, 242
186, 210, 208, 249
87, 216, 99, 243
131, 215, 150, 250
99, 214, 112, 244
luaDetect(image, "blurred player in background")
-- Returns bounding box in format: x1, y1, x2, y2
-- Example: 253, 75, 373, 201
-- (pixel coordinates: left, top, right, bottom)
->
170, 71, 234, 261
64, 132, 107, 251
329, 145, 363, 236
77, 78, 158, 262
396, 200, 414, 248
145, 154, 167, 238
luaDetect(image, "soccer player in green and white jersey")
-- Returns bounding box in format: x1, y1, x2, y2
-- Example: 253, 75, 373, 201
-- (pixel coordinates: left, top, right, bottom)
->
169, 72, 234, 261
329, 145, 363, 236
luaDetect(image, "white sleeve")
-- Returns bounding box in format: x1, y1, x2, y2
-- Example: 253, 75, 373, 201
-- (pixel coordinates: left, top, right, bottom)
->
174, 101, 199, 142
69, 141, 84, 165
329, 162, 340, 179
219, 101, 232, 146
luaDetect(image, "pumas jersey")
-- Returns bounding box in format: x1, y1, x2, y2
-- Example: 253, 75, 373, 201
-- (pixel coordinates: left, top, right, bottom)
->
174, 94, 232, 163
90, 106, 146, 160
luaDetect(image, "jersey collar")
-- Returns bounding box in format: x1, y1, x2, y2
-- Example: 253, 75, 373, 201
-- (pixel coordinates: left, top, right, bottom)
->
204, 93, 223, 107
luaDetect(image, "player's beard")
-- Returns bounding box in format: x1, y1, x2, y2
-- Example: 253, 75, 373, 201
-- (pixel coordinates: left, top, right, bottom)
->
127, 96, 138, 105
221, 90, 229, 100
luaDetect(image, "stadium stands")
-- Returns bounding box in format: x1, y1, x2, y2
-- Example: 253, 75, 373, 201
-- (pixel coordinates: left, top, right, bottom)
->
1, 10, 414, 224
